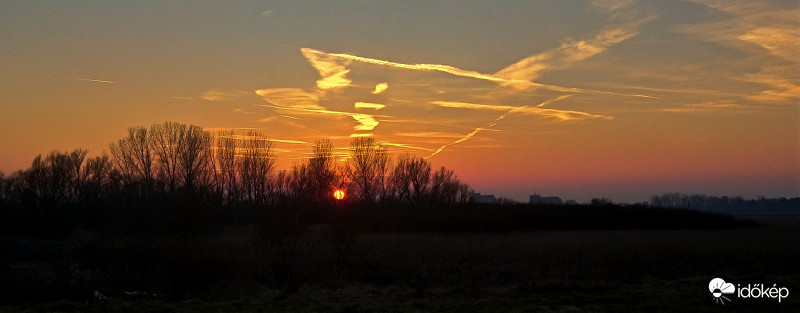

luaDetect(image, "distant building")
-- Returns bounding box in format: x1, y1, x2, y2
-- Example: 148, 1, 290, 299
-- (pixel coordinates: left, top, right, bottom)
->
529, 194, 562, 205
473, 193, 498, 204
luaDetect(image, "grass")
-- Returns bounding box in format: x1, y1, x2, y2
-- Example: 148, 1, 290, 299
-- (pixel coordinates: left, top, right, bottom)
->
1, 214, 798, 312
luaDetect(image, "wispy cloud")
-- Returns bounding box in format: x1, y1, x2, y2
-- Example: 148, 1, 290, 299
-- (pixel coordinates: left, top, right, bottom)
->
372, 82, 389, 94
301, 48, 353, 90
660, 101, 739, 113
433, 96, 612, 121
349, 133, 373, 138
354, 102, 386, 110
376, 141, 432, 152
425, 109, 516, 159
201, 89, 250, 102
254, 88, 325, 110
270, 138, 310, 145
232, 108, 253, 114
679, 0, 799, 103
495, 1, 654, 87
260, 104, 381, 131
300, 47, 655, 98
396, 132, 466, 139
424, 95, 611, 158
66, 77, 118, 84
592, 0, 636, 12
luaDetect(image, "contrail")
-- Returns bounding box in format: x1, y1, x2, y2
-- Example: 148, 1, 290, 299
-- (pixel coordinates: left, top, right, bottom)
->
425, 109, 515, 159
66, 77, 118, 84
260, 104, 382, 131
301, 48, 658, 98
425, 95, 604, 159
432, 95, 613, 121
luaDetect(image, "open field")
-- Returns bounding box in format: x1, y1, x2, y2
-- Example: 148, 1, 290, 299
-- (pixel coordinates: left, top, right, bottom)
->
2, 213, 798, 312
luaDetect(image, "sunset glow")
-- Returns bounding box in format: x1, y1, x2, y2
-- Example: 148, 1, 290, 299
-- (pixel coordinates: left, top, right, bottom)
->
333, 189, 346, 201
1, 0, 797, 202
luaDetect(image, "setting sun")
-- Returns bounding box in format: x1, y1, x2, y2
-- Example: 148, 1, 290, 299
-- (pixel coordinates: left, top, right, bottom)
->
333, 189, 346, 200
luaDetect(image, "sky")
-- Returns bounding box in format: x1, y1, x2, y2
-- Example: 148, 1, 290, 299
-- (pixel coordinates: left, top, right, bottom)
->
1, 0, 798, 203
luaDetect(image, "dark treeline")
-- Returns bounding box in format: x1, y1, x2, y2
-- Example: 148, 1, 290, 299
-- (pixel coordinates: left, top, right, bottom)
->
0, 121, 472, 238
650, 193, 800, 215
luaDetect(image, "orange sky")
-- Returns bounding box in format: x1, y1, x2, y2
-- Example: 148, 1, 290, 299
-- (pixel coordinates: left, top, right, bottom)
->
1, 0, 798, 202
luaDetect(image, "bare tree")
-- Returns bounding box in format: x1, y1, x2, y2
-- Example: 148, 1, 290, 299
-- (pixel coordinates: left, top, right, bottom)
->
430, 166, 466, 206
215, 130, 239, 203
109, 126, 153, 191
177, 124, 214, 193
150, 121, 184, 192
390, 153, 431, 209
24, 149, 87, 207
80, 154, 113, 205
308, 139, 336, 205
346, 137, 389, 206
238, 130, 275, 205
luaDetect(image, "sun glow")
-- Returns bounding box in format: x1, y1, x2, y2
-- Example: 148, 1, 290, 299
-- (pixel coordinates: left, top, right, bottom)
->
333, 189, 346, 200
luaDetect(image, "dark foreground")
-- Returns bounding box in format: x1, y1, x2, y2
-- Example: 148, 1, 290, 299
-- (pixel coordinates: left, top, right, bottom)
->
1, 211, 799, 312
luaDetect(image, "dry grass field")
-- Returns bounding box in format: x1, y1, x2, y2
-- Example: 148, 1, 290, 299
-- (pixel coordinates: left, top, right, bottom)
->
2, 214, 798, 312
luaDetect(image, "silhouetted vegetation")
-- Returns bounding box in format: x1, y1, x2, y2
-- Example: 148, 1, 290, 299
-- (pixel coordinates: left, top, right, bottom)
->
650, 193, 800, 215
0, 121, 795, 311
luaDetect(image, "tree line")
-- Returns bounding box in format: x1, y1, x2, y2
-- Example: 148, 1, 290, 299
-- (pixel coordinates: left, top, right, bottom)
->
649, 192, 800, 214
0, 121, 472, 236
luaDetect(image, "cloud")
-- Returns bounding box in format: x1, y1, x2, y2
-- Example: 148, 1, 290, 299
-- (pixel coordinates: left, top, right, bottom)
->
396, 132, 466, 139
425, 95, 609, 159
254, 88, 325, 110
349, 133, 373, 138
592, 0, 637, 11
66, 77, 118, 84
270, 138, 310, 145
492, 1, 655, 90
372, 82, 389, 94
494, 26, 650, 86
433, 96, 613, 121
261, 10, 274, 17
737, 27, 800, 62
260, 104, 381, 131
350, 114, 380, 131
232, 108, 253, 114
201, 89, 250, 102
302, 48, 656, 98
301, 47, 531, 87
660, 101, 739, 113
679, 0, 799, 103
301, 48, 353, 90
376, 141, 432, 152
426, 109, 516, 159
354, 102, 386, 110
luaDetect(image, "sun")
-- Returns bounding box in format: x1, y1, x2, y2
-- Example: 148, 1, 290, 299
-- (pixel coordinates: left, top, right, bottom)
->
333, 189, 346, 200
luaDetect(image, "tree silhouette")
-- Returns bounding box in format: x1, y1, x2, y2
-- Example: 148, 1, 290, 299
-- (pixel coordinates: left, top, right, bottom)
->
150, 121, 183, 192
176, 124, 214, 193
346, 137, 389, 206
237, 130, 275, 206
215, 130, 239, 203
307, 139, 337, 206
109, 126, 153, 194
390, 153, 431, 209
